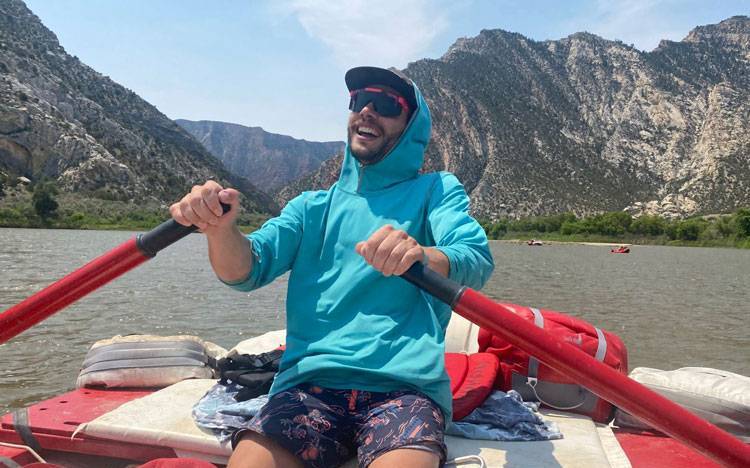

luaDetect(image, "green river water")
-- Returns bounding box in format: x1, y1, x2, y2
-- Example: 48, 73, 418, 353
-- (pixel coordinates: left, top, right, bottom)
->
1, 228, 748, 413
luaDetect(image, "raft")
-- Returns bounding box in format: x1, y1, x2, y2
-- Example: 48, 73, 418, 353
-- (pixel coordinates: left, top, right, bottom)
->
1, 313, 739, 468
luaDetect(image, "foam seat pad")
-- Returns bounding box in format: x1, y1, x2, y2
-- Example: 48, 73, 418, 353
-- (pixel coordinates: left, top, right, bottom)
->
445, 352, 500, 420
78, 379, 627, 467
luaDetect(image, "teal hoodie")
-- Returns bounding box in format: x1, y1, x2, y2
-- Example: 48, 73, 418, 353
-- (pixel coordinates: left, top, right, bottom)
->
228, 82, 494, 421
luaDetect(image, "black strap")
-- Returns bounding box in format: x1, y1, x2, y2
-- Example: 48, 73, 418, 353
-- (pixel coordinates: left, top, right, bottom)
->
218, 349, 283, 374
11, 408, 41, 453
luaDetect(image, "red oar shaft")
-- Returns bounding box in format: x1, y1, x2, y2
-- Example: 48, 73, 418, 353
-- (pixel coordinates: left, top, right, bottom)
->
455, 288, 749, 467
0, 239, 148, 344
401, 263, 750, 468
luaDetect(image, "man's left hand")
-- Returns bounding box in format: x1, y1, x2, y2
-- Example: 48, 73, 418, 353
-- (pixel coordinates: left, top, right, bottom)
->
355, 225, 426, 276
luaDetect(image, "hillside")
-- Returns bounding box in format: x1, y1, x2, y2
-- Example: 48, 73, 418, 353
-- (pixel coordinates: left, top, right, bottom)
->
0, 0, 276, 215
176, 119, 343, 193
275, 17, 750, 220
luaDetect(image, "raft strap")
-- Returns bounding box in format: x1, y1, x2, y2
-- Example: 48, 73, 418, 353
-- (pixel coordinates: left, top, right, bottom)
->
10, 409, 41, 453
523, 308, 608, 411
0, 456, 22, 468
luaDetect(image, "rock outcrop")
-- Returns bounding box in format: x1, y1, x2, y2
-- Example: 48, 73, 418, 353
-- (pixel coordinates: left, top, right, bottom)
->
176, 119, 343, 193
0, 0, 276, 213
276, 17, 750, 220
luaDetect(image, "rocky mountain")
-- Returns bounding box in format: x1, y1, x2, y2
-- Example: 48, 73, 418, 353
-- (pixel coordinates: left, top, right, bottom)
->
0, 0, 276, 214
176, 119, 344, 193
276, 16, 750, 220
274, 153, 343, 207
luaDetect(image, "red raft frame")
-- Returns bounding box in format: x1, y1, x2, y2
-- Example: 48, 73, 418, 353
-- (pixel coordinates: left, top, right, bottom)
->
0, 382, 727, 467
0, 388, 173, 464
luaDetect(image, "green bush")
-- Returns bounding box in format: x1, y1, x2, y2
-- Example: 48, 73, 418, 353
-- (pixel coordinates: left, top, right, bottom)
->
507, 212, 577, 234
588, 212, 632, 236
629, 215, 666, 236
0, 207, 24, 225
561, 219, 586, 235
65, 211, 87, 228
488, 222, 507, 239
714, 215, 735, 238
734, 208, 750, 238
32, 181, 59, 219
674, 218, 706, 241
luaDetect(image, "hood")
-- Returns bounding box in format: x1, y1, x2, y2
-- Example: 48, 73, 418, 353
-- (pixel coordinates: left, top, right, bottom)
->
337, 83, 432, 193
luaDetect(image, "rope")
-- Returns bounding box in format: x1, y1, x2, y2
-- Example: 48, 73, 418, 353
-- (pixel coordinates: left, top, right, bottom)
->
0, 441, 47, 464
446, 454, 487, 467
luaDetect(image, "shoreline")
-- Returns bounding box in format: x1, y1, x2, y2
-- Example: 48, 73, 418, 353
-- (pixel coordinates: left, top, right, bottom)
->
494, 239, 631, 247
0, 226, 747, 249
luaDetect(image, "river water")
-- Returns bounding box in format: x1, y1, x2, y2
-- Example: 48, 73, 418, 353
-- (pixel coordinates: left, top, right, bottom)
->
1, 228, 748, 414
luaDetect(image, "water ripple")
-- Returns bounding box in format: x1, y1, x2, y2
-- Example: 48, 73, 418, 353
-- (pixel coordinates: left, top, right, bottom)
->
1, 230, 748, 413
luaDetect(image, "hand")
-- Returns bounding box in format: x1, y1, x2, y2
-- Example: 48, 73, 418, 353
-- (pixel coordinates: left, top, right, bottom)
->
169, 180, 240, 234
355, 225, 426, 276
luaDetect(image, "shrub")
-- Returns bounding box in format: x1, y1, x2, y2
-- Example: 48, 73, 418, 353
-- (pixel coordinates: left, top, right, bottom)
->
560, 220, 583, 235
630, 215, 666, 236
32, 181, 59, 219
590, 211, 632, 236
0, 207, 24, 225
734, 208, 750, 238
674, 218, 705, 241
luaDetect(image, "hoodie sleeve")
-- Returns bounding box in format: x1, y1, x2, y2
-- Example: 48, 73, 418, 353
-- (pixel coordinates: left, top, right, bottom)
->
428, 172, 494, 290
224, 193, 305, 292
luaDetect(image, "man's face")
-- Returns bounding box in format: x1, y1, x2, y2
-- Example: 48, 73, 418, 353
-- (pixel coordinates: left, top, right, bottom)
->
347, 85, 410, 165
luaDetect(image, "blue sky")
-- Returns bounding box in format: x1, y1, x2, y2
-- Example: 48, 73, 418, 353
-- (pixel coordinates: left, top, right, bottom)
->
25, 0, 749, 142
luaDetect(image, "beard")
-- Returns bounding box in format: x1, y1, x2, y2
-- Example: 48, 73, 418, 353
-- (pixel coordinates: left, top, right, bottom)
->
347, 128, 397, 165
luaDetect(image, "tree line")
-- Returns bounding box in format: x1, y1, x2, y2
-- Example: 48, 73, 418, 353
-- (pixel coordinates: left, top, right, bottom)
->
2, 179, 749, 247
0, 179, 266, 231
480, 209, 750, 247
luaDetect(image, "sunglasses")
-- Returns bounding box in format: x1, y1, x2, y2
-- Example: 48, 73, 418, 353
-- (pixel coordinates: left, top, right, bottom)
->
349, 87, 410, 118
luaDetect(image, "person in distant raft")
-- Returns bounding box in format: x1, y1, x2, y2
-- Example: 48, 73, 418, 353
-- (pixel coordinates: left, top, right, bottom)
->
171, 66, 494, 468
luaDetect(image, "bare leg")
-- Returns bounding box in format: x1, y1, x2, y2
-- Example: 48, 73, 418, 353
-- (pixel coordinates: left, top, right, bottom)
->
227, 431, 303, 468
368, 448, 440, 468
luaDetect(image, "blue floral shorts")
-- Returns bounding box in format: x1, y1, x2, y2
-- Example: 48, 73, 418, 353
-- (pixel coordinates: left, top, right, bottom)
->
232, 384, 446, 468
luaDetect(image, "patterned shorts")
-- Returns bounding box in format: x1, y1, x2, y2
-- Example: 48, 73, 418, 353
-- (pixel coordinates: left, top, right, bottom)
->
232, 384, 447, 468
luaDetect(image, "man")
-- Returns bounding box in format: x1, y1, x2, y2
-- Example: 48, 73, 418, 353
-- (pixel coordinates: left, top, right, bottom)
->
171, 66, 494, 468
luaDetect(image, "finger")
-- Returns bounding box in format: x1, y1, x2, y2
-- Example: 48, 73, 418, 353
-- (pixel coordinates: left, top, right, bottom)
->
381, 239, 414, 276
392, 245, 425, 276
203, 188, 224, 217
189, 188, 221, 225
169, 202, 191, 227
218, 188, 240, 208
360, 225, 395, 264
355, 241, 367, 258
371, 229, 411, 272
178, 200, 208, 230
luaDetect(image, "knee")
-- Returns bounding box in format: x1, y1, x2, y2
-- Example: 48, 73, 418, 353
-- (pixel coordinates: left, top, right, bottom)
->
227, 431, 302, 468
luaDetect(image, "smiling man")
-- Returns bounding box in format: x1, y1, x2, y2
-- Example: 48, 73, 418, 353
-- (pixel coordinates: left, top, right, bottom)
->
171, 66, 494, 468
346, 70, 414, 165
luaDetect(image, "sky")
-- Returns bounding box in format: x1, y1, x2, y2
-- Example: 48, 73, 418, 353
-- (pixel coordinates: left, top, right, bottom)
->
24, 0, 750, 142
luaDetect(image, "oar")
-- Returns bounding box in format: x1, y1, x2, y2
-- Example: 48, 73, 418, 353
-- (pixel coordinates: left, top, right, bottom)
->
0, 205, 228, 345
401, 263, 750, 468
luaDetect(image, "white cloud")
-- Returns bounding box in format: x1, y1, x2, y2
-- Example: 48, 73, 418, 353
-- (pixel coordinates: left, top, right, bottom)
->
575, 0, 689, 51
283, 0, 448, 69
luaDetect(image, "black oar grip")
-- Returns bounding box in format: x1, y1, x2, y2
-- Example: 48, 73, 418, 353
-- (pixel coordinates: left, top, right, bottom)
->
400, 261, 466, 307
136, 202, 231, 257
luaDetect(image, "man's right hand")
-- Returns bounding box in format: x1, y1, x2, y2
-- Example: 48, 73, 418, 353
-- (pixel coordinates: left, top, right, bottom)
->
169, 180, 241, 234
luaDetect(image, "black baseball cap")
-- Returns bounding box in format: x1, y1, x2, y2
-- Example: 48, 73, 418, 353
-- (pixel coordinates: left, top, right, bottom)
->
345, 66, 418, 112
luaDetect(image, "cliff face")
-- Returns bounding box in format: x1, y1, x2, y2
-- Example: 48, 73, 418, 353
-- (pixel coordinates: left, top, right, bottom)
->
275, 17, 750, 220
273, 153, 343, 207
0, 0, 275, 213
176, 119, 344, 193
